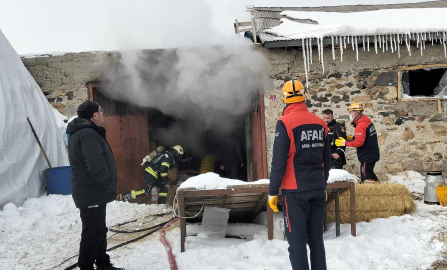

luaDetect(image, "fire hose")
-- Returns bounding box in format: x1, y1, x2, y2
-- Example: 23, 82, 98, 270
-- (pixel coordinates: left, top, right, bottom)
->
160, 217, 180, 270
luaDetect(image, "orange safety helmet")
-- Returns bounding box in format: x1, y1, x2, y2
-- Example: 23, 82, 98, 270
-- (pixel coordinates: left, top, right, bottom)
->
348, 103, 364, 112
282, 80, 306, 104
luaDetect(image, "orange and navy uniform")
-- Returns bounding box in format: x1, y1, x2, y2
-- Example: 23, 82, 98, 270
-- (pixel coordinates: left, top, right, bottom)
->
346, 114, 380, 163
268, 102, 331, 196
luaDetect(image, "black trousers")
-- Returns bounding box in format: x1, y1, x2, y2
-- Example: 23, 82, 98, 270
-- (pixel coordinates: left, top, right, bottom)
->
282, 190, 327, 270
78, 204, 110, 270
360, 162, 378, 182
139, 172, 169, 203
224, 164, 238, 179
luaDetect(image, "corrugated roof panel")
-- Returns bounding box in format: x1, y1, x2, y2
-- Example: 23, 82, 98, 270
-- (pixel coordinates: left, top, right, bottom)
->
251, 1, 447, 44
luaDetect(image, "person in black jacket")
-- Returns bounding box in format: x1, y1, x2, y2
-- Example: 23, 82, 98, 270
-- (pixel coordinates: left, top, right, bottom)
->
66, 101, 124, 270
218, 136, 244, 179
322, 109, 347, 169
268, 80, 331, 270
118, 145, 183, 204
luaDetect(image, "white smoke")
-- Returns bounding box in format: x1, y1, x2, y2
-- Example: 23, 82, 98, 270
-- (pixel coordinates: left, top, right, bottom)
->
96, 0, 269, 149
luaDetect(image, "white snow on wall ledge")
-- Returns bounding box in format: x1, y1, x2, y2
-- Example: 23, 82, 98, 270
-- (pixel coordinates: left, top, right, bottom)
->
265, 8, 447, 87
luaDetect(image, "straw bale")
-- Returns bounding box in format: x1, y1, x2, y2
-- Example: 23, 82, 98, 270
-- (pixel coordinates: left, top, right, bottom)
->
327, 183, 416, 223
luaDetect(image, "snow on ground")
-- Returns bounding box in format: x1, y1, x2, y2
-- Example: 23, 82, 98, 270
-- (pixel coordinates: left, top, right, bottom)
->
0, 171, 446, 270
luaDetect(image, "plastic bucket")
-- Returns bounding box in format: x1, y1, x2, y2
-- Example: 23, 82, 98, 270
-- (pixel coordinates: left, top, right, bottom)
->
44, 166, 72, 195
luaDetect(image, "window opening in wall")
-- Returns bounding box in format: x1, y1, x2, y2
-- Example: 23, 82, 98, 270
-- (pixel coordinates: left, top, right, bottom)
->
400, 65, 447, 99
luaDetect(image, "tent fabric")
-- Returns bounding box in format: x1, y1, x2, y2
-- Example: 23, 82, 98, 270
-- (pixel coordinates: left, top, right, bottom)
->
0, 29, 69, 209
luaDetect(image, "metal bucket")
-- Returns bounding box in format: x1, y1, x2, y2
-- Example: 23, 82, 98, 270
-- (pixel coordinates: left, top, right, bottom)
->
424, 171, 445, 203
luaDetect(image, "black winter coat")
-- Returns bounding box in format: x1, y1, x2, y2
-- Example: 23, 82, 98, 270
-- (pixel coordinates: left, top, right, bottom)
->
66, 117, 117, 208
327, 119, 347, 165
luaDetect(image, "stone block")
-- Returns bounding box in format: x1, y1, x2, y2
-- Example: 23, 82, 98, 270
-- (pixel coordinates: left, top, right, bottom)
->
377, 132, 387, 145
403, 127, 415, 142
331, 96, 341, 103
66, 104, 77, 116
387, 86, 398, 100
353, 96, 371, 103
376, 71, 398, 86
266, 133, 275, 151
364, 78, 375, 88
386, 163, 403, 174
403, 160, 423, 172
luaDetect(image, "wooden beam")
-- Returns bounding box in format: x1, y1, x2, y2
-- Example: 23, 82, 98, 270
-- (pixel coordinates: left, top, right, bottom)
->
249, 193, 267, 221
182, 187, 269, 197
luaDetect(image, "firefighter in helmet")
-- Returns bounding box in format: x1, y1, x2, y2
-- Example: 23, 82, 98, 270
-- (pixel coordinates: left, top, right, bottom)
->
118, 145, 184, 203
335, 103, 380, 184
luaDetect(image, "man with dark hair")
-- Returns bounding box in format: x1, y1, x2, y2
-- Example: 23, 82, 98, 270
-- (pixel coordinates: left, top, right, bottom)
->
322, 109, 347, 169
66, 100, 124, 270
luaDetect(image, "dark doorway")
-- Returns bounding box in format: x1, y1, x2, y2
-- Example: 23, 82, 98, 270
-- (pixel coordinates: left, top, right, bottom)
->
402, 67, 447, 97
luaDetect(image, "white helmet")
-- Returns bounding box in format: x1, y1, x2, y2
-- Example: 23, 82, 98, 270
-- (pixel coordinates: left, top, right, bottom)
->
172, 145, 184, 155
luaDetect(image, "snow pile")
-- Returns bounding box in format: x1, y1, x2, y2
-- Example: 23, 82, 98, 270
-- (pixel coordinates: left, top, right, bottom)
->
265, 8, 447, 86
178, 172, 269, 190
387, 170, 425, 197
328, 169, 359, 183
1, 171, 446, 269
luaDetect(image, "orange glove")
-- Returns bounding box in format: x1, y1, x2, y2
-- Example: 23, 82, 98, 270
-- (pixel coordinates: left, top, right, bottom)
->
326, 191, 328, 202
268, 195, 279, 212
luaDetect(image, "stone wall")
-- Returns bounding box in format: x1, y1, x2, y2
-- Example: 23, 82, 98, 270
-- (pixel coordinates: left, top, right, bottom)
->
21, 52, 105, 117
257, 44, 447, 180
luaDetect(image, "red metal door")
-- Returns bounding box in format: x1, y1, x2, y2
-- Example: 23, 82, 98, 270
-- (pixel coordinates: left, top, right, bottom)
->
250, 91, 268, 181
89, 84, 150, 194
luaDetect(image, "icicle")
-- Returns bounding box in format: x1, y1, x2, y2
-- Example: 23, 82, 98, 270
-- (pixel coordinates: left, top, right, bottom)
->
378, 35, 382, 48
367, 36, 370, 52
383, 35, 385, 53
444, 32, 447, 58
393, 34, 399, 51
397, 34, 401, 58
331, 36, 335, 60
306, 38, 311, 70
302, 39, 308, 87
310, 38, 313, 65
362, 36, 365, 51
386, 35, 389, 52
320, 38, 325, 74
317, 37, 320, 62
355, 36, 359, 61
343, 36, 347, 49
374, 35, 378, 54
336, 36, 338, 44
351, 36, 355, 50
389, 35, 393, 53
407, 34, 412, 56
340, 36, 344, 62
417, 33, 419, 48
423, 33, 426, 50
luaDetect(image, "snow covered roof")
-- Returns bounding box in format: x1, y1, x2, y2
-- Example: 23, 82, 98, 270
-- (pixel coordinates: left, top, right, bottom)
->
252, 1, 447, 47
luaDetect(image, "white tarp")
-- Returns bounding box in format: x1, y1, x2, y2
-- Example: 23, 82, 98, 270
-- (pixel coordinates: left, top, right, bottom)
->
0, 29, 69, 209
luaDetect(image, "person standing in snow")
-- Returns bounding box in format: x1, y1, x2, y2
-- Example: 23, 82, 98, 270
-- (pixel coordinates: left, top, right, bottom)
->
335, 103, 380, 184
322, 109, 347, 169
66, 100, 124, 270
268, 80, 331, 270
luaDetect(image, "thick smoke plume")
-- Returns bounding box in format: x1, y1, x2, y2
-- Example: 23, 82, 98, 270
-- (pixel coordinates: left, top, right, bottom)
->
96, 0, 269, 152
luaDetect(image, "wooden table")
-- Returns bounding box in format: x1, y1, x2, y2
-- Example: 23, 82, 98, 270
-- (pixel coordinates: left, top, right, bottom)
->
325, 181, 356, 237
177, 185, 273, 252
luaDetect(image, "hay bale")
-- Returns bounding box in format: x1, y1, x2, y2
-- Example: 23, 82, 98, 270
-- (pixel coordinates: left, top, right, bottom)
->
327, 183, 416, 223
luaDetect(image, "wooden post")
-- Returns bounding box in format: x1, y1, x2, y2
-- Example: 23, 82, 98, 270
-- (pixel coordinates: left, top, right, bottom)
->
335, 190, 340, 237
267, 198, 273, 240
27, 117, 52, 169
179, 191, 186, 253
350, 182, 356, 236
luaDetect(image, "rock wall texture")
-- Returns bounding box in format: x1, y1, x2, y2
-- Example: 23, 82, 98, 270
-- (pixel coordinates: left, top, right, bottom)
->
21, 52, 104, 117
257, 44, 447, 180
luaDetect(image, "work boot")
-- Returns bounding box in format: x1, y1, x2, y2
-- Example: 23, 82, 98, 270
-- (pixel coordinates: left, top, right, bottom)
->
363, 180, 377, 184
96, 263, 125, 270
120, 191, 135, 201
